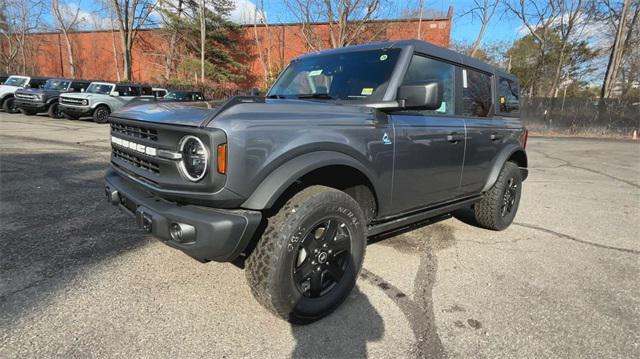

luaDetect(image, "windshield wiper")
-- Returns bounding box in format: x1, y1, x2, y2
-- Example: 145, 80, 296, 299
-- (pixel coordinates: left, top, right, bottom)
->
296, 93, 334, 99
267, 94, 286, 99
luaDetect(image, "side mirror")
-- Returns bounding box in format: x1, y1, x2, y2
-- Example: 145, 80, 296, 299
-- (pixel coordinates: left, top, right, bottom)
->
397, 80, 443, 110
111, 91, 119, 96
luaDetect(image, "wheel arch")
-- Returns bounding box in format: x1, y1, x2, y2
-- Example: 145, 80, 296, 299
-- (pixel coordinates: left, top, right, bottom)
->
481, 145, 528, 192
241, 151, 380, 221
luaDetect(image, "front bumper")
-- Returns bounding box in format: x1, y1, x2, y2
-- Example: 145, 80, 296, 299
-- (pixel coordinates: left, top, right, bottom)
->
105, 168, 262, 262
59, 104, 93, 117
14, 99, 48, 112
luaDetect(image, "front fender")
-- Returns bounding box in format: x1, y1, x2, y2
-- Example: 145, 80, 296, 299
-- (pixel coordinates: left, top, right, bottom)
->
481, 144, 528, 192
241, 151, 378, 210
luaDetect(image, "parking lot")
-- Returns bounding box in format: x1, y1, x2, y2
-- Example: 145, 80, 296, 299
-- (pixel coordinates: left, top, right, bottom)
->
1, 113, 638, 358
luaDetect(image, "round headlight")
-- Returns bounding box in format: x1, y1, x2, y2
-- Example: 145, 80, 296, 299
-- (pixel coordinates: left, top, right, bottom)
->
82, 99, 88, 105
178, 135, 208, 182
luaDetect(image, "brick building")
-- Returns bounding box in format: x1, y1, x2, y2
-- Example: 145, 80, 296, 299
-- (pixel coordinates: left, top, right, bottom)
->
9, 11, 452, 88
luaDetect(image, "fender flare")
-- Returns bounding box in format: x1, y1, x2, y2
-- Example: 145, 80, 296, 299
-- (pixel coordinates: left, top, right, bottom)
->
481, 144, 528, 192
92, 103, 112, 113
241, 151, 379, 210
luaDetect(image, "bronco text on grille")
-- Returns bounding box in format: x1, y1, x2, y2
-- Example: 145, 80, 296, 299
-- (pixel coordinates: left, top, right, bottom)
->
60, 97, 85, 105
15, 93, 37, 100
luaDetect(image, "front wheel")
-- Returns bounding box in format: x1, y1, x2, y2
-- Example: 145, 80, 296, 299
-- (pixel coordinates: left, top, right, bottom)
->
473, 161, 522, 230
245, 186, 366, 324
48, 102, 64, 119
92, 105, 110, 123
2, 98, 18, 113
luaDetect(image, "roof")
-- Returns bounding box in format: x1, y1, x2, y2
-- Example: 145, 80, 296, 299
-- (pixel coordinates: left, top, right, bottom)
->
297, 39, 515, 79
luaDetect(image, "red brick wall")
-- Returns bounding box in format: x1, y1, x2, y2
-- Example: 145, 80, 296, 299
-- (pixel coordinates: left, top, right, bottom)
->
15, 18, 451, 88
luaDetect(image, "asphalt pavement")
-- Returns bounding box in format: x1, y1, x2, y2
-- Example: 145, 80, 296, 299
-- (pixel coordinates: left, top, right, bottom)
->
1, 113, 638, 358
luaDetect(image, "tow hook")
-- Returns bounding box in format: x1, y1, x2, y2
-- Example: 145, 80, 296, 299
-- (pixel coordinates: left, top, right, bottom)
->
136, 208, 153, 233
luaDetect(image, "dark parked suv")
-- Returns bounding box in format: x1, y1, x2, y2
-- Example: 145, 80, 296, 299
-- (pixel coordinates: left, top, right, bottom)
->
104, 40, 528, 323
15, 78, 91, 118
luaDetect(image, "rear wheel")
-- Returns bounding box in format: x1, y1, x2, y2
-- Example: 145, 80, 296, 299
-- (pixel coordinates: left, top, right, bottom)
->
93, 105, 110, 123
245, 186, 366, 324
473, 161, 522, 230
2, 97, 18, 113
47, 102, 64, 119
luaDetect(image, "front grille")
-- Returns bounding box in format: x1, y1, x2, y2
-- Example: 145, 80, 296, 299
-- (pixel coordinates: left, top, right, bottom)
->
15, 93, 37, 100
112, 147, 160, 174
60, 97, 85, 105
111, 122, 158, 141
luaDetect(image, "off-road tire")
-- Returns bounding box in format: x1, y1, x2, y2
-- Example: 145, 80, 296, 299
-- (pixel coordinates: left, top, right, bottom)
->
2, 97, 18, 113
473, 161, 522, 230
19, 108, 37, 116
93, 105, 110, 123
245, 185, 366, 324
48, 102, 63, 119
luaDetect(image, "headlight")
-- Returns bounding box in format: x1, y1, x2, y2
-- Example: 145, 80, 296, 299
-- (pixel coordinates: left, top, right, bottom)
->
82, 99, 88, 105
178, 135, 208, 182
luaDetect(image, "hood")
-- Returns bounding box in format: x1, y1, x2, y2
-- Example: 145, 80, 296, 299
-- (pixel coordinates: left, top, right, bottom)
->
110, 98, 373, 128
0, 84, 20, 95
111, 102, 215, 127
16, 88, 61, 97
61, 92, 92, 100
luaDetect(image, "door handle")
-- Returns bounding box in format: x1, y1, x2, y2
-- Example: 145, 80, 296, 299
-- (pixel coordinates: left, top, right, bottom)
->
446, 133, 464, 143
490, 133, 504, 141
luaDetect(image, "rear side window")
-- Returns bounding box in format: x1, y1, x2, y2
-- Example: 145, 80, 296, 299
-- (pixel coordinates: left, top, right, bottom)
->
402, 54, 455, 115
461, 69, 492, 117
29, 79, 46, 88
115, 86, 141, 96
141, 87, 153, 96
498, 77, 519, 114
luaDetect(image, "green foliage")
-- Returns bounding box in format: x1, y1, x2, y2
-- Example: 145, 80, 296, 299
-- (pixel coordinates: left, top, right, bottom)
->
507, 29, 599, 97
158, 0, 247, 84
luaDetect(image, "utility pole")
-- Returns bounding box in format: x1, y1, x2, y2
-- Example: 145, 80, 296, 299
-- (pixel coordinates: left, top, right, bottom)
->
200, 0, 206, 83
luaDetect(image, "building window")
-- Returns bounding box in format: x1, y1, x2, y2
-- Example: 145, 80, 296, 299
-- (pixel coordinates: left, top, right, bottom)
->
461, 68, 492, 117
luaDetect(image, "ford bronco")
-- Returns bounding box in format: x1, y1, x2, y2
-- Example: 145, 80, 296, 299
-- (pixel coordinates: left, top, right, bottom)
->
0, 75, 51, 113
104, 40, 528, 323
59, 82, 154, 123
14, 78, 91, 118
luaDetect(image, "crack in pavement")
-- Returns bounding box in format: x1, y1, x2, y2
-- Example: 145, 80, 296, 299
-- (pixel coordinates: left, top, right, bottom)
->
530, 149, 640, 189
514, 222, 640, 255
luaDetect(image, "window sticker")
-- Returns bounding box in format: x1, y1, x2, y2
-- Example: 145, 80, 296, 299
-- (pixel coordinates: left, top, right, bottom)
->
462, 69, 468, 88
436, 102, 447, 113
308, 69, 323, 76
379, 54, 388, 61
361, 88, 374, 95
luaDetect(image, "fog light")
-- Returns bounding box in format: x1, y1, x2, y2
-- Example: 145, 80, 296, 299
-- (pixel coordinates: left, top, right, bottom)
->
169, 222, 196, 243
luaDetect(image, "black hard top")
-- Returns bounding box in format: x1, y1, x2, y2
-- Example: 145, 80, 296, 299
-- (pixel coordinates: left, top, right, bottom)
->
297, 39, 516, 81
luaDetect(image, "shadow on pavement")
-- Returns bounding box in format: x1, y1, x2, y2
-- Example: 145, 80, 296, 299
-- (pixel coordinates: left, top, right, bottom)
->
0, 151, 149, 324
290, 287, 384, 358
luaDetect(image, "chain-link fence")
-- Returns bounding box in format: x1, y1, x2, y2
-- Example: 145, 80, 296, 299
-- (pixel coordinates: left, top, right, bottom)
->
521, 97, 640, 136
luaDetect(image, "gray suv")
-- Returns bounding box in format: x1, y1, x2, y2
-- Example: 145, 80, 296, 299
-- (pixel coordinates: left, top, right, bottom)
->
104, 40, 528, 323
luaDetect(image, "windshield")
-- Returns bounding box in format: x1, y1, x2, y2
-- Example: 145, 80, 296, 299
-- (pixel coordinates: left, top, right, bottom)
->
268, 48, 401, 101
164, 92, 189, 101
4, 76, 28, 87
44, 79, 71, 91
86, 83, 114, 95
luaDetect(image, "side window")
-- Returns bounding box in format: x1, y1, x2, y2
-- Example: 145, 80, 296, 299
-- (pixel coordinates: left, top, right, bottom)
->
402, 54, 455, 115
130, 87, 142, 96
141, 87, 153, 96
115, 86, 129, 95
498, 77, 519, 114
461, 68, 492, 117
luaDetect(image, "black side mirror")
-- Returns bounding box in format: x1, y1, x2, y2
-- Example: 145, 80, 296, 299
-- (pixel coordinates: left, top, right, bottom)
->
397, 79, 443, 110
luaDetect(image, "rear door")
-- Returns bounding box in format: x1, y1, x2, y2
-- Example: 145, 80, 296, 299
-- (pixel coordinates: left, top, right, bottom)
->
458, 67, 502, 195
390, 54, 465, 213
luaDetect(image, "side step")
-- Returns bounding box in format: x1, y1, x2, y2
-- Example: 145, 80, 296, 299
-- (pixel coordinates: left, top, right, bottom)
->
367, 196, 481, 237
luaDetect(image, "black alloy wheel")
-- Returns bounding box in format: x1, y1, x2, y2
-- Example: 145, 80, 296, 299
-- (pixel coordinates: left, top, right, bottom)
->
293, 218, 352, 298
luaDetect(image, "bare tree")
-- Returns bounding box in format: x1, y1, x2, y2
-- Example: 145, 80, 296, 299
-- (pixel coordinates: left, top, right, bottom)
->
600, 0, 639, 99
0, 0, 46, 74
199, 0, 205, 83
285, 0, 388, 50
461, 0, 501, 57
252, 0, 278, 87
157, 0, 185, 80
109, 0, 156, 81
51, 0, 85, 78
505, 0, 561, 96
